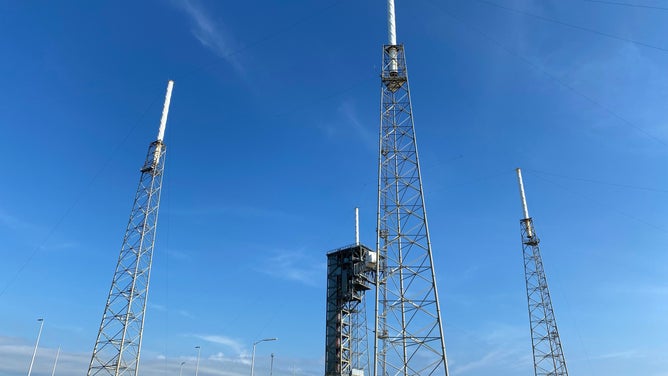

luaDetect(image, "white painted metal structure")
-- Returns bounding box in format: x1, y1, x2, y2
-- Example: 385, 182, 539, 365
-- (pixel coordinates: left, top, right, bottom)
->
386, 0, 398, 73
355, 207, 360, 245
386, 0, 397, 45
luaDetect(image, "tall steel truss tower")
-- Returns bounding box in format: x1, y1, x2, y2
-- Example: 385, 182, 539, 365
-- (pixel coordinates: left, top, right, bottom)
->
516, 168, 569, 376
325, 209, 373, 376
88, 81, 175, 376
373, 1, 449, 375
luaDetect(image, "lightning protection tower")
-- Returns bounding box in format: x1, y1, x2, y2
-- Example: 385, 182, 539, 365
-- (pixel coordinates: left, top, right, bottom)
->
88, 81, 175, 376
373, 1, 449, 375
325, 208, 374, 376
516, 168, 569, 376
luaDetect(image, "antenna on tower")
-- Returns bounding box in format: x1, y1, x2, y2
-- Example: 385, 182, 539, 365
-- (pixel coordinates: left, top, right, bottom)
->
516, 168, 530, 219
516, 168, 533, 237
152, 80, 174, 166
355, 207, 360, 246
387, 0, 397, 45
386, 0, 398, 74
157, 80, 174, 143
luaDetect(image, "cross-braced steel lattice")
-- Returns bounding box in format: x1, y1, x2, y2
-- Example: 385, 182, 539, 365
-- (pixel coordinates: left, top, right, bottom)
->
373, 43, 449, 376
326, 244, 373, 376
88, 81, 173, 376
517, 168, 568, 376
351, 292, 371, 376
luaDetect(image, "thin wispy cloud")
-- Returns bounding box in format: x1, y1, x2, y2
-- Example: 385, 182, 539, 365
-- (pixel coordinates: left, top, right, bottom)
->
452, 349, 513, 374
177, 309, 196, 319
0, 338, 253, 376
208, 351, 251, 366
257, 249, 325, 287
167, 249, 192, 261
316, 99, 376, 150
339, 100, 376, 149
448, 323, 531, 375
0, 209, 39, 232
148, 303, 196, 319
0, 208, 75, 253
173, 0, 245, 74
209, 351, 226, 361
0, 341, 90, 376
196, 334, 246, 355
593, 349, 642, 360
148, 302, 167, 312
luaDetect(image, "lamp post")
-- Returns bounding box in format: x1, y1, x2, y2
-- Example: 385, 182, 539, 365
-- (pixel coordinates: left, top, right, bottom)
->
50, 346, 60, 376
27, 318, 44, 376
195, 346, 201, 376
270, 353, 274, 376
179, 361, 186, 376
250, 338, 277, 376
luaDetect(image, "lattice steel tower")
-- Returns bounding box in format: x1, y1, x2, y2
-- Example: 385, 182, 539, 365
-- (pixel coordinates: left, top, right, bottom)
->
516, 168, 569, 376
373, 1, 449, 375
88, 81, 175, 376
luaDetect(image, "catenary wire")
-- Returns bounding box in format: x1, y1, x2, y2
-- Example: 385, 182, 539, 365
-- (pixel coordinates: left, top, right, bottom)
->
423, 0, 668, 147
524, 168, 668, 193
472, 0, 668, 53
584, 0, 668, 11
0, 95, 161, 299
526, 170, 668, 233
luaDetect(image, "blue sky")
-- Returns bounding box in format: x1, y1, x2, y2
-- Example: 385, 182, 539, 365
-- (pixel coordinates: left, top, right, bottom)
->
1, 0, 667, 375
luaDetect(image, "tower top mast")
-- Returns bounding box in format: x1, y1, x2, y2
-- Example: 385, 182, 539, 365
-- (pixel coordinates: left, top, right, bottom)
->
355, 207, 360, 246
386, 0, 400, 75
516, 168, 530, 220
157, 80, 174, 143
387, 0, 397, 45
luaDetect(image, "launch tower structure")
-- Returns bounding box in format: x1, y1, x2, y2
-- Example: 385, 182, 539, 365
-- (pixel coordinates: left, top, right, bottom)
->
88, 81, 174, 376
516, 168, 569, 376
373, 1, 450, 375
325, 209, 373, 376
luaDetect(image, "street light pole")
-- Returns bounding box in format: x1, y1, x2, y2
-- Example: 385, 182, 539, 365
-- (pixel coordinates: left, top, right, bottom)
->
195, 346, 201, 376
270, 353, 274, 376
50, 346, 60, 376
179, 361, 186, 376
27, 318, 44, 376
250, 338, 277, 376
